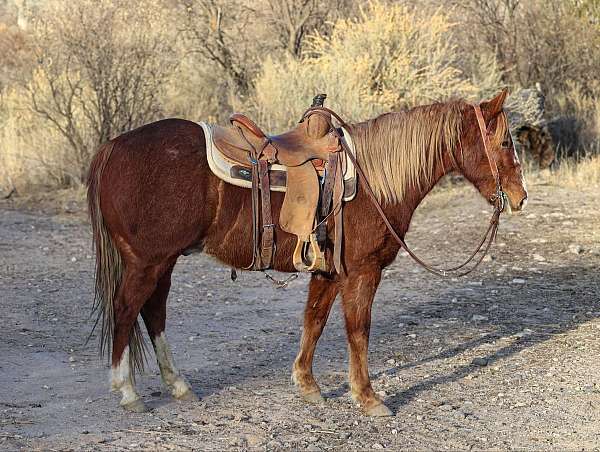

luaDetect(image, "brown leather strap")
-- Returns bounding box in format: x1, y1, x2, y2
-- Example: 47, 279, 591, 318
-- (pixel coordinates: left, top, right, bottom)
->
473, 105, 502, 195
332, 152, 345, 274
302, 105, 504, 277
244, 156, 261, 270
316, 153, 338, 250
244, 140, 272, 271
258, 159, 274, 268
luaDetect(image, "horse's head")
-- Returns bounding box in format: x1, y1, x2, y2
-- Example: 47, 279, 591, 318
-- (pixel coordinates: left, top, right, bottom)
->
458, 89, 528, 213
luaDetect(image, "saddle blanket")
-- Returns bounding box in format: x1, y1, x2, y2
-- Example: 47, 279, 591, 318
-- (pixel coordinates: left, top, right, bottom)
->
199, 122, 358, 201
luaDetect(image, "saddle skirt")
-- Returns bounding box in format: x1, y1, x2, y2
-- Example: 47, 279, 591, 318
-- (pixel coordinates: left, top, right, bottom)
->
199, 122, 358, 202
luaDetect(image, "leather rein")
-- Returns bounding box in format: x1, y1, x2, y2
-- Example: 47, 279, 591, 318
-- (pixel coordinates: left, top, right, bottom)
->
300, 105, 509, 277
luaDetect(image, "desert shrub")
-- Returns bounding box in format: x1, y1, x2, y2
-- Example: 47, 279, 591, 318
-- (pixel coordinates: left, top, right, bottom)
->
246, 0, 504, 131
0, 85, 76, 190
551, 81, 600, 152
454, 0, 600, 148
0, 0, 176, 190
1, 0, 599, 193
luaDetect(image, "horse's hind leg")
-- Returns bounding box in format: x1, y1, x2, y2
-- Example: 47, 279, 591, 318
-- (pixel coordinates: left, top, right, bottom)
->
111, 264, 161, 412
141, 263, 197, 402
292, 274, 338, 403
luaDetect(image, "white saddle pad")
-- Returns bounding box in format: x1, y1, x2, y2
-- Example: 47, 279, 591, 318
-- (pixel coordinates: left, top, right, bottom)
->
199, 122, 357, 202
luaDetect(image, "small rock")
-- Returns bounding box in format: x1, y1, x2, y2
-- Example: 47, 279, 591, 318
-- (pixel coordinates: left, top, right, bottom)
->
472, 357, 489, 367
514, 329, 534, 338
510, 278, 526, 284
245, 434, 262, 447
386, 358, 396, 365
372, 443, 384, 450
306, 445, 321, 452
532, 254, 545, 261
568, 244, 583, 254
471, 315, 488, 322
70, 256, 77, 262
68, 356, 76, 362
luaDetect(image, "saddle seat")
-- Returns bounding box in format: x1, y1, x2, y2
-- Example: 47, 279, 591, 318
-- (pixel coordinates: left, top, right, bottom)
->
213, 113, 339, 168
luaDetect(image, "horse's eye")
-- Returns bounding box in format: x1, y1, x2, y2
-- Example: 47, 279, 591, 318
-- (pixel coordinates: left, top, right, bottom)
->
501, 140, 511, 148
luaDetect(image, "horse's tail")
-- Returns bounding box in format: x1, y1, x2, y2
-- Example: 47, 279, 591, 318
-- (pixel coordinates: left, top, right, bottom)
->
87, 140, 147, 376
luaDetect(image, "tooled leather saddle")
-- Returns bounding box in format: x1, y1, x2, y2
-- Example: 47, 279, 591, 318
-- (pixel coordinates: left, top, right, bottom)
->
201, 95, 357, 273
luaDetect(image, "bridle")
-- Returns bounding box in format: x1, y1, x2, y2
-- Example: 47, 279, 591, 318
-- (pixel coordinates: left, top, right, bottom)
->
300, 104, 510, 277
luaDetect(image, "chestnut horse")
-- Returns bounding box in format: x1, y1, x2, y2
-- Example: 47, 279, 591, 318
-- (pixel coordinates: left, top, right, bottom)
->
87, 90, 527, 416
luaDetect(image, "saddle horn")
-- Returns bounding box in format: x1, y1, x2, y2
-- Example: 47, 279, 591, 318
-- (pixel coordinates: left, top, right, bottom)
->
306, 93, 331, 139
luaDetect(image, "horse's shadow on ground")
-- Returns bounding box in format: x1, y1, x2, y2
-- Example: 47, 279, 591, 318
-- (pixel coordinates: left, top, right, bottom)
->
80, 261, 598, 413
178, 263, 598, 414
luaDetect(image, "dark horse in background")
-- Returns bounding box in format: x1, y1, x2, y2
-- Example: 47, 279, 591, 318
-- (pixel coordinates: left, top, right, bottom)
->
87, 89, 527, 416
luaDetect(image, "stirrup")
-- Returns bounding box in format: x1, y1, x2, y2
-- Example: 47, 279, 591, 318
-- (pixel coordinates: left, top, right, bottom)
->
292, 234, 326, 272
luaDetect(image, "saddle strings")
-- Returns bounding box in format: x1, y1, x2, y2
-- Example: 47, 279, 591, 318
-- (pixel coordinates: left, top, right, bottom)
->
301, 106, 504, 278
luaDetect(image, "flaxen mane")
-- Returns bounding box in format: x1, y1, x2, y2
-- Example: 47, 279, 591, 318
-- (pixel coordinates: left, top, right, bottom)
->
350, 100, 508, 204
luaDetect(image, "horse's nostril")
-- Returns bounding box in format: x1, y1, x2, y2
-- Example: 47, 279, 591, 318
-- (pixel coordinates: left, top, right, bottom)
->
519, 196, 528, 209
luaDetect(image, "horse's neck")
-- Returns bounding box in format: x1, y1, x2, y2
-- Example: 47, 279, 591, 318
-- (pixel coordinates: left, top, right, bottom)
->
382, 152, 455, 236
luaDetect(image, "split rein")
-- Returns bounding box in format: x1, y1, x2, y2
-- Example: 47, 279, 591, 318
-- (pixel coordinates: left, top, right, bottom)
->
301, 105, 508, 278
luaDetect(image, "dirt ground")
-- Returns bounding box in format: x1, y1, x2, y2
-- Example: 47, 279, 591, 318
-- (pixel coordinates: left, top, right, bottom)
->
1, 180, 600, 451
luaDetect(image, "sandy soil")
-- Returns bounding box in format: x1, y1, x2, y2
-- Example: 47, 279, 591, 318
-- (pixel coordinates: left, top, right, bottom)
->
1, 181, 599, 451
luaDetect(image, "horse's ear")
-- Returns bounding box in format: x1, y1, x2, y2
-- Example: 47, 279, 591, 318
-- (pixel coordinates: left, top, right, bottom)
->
480, 88, 508, 118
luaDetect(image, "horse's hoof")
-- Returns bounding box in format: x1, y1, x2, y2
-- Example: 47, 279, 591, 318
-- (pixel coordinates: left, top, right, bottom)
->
121, 398, 148, 413
301, 390, 324, 404
365, 403, 393, 417
175, 389, 199, 402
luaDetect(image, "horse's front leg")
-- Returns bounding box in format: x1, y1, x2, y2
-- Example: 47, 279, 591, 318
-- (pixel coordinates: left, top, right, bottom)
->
292, 274, 338, 403
340, 264, 392, 416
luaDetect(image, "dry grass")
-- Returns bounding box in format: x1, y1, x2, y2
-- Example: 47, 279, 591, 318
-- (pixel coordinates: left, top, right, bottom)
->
529, 154, 600, 189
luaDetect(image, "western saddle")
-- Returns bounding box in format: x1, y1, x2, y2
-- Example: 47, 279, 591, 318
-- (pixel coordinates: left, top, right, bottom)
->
210, 95, 349, 273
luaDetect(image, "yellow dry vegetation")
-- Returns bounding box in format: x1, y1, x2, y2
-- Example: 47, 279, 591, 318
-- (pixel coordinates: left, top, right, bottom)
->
0, 0, 598, 193
248, 1, 503, 131
533, 154, 600, 189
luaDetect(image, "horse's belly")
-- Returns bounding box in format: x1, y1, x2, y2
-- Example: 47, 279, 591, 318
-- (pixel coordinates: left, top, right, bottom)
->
202, 181, 299, 273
